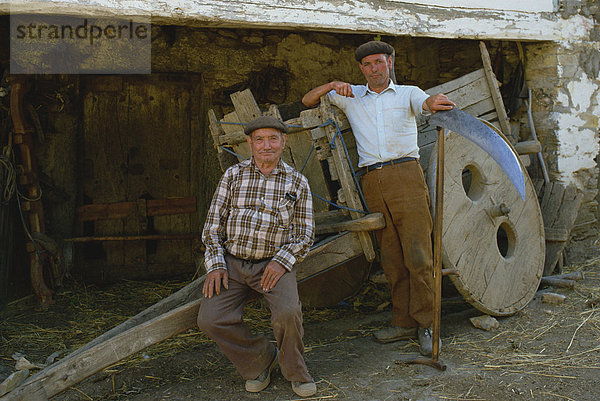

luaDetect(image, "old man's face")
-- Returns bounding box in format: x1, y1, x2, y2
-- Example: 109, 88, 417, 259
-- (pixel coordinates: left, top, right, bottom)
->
247, 127, 286, 167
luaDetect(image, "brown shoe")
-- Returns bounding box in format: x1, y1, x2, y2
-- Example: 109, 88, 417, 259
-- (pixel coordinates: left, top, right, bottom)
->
373, 326, 417, 343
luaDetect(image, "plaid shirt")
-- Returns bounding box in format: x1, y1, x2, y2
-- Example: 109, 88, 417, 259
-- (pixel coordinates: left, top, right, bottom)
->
202, 158, 314, 273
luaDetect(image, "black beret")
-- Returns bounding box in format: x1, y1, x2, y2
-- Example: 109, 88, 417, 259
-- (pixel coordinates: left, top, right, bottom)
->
244, 115, 288, 135
354, 41, 394, 62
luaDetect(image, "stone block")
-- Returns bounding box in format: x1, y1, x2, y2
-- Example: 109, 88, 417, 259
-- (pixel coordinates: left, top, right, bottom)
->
470, 315, 499, 331
541, 292, 566, 304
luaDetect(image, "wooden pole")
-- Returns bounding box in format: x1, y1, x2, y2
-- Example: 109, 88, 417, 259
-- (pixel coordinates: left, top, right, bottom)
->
431, 127, 445, 365
405, 127, 446, 371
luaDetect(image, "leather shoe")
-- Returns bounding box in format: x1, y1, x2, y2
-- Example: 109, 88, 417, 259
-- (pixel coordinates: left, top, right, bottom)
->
245, 350, 278, 392
292, 381, 317, 397
418, 327, 442, 356
373, 326, 417, 343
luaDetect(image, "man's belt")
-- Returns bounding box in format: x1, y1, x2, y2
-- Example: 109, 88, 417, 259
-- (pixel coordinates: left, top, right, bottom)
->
356, 157, 417, 177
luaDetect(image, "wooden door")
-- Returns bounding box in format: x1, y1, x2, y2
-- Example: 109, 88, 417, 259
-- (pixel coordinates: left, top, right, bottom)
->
80, 74, 212, 281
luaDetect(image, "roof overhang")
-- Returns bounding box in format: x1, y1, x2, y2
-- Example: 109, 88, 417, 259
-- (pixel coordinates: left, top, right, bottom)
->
1, 0, 594, 41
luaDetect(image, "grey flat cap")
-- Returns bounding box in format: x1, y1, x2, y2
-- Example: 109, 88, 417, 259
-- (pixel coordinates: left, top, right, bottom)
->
355, 41, 394, 62
244, 115, 288, 135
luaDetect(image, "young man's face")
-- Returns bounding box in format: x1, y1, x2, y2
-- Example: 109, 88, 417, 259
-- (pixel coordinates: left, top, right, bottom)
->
359, 53, 393, 90
247, 127, 286, 166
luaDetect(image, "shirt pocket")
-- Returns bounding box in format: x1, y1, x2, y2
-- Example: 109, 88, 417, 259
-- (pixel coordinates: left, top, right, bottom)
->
277, 198, 295, 227
385, 106, 410, 144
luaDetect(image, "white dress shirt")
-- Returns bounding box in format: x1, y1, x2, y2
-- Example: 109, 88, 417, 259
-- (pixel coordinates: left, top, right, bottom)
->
327, 81, 430, 167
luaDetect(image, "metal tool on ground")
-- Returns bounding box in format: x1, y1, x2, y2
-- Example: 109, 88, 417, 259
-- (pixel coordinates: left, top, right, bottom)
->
523, 87, 550, 183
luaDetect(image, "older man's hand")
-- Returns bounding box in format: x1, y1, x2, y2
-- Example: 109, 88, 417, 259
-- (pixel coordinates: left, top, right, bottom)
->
260, 261, 287, 292
203, 269, 229, 299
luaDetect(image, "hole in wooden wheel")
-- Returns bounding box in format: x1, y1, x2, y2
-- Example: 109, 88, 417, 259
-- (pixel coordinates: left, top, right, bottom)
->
496, 221, 516, 259
461, 164, 484, 201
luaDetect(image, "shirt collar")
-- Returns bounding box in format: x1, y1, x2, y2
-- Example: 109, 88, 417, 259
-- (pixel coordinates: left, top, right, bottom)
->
362, 80, 397, 97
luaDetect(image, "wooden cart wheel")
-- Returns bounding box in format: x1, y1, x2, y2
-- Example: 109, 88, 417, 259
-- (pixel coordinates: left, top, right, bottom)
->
427, 123, 544, 316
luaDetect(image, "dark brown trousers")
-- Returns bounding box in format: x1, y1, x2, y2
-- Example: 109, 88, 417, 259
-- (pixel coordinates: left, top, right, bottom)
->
360, 160, 434, 328
197, 254, 311, 382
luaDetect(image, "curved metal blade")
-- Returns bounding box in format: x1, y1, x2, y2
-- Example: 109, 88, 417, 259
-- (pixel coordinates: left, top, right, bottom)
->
429, 108, 526, 201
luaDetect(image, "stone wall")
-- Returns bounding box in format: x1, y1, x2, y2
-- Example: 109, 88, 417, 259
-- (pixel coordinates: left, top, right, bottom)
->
150, 28, 489, 118
525, 4, 600, 237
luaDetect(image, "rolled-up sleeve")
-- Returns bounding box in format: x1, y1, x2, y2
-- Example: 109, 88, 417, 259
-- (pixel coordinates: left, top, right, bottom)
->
272, 176, 314, 271
410, 87, 431, 117
201, 169, 232, 273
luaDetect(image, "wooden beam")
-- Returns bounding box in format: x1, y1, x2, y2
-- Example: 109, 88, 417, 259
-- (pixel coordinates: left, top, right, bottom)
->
1, 278, 205, 401
479, 42, 513, 142
76, 197, 197, 222
230, 89, 261, 123
2, 1, 578, 43
514, 140, 542, 155
295, 232, 364, 281
319, 97, 376, 261
315, 212, 385, 235
2, 299, 202, 401
208, 109, 239, 172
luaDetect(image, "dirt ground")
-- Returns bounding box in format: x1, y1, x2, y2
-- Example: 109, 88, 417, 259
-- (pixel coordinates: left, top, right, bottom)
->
2, 236, 600, 401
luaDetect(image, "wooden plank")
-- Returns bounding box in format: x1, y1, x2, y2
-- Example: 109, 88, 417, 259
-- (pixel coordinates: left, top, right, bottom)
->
216, 130, 246, 146
545, 182, 566, 227
479, 42, 512, 140
3, 277, 205, 401
418, 126, 437, 148
462, 97, 496, 118
540, 182, 583, 276
221, 112, 243, 134
539, 182, 555, 222
295, 231, 364, 281
533, 178, 545, 196
285, 130, 330, 212
300, 108, 323, 128
65, 278, 202, 357
555, 185, 583, 228
429, 75, 491, 110
545, 227, 570, 242
426, 68, 486, 95
146, 197, 197, 216
514, 140, 542, 155
319, 97, 375, 261
82, 82, 126, 266
76, 202, 135, 222
230, 89, 262, 123
314, 209, 349, 226
208, 109, 239, 172
315, 212, 385, 235
478, 111, 499, 123
264, 104, 282, 119
3, 299, 202, 401
76, 198, 197, 222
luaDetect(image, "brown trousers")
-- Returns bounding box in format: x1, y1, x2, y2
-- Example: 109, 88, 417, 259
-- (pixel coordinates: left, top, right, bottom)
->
360, 160, 434, 328
197, 254, 311, 383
